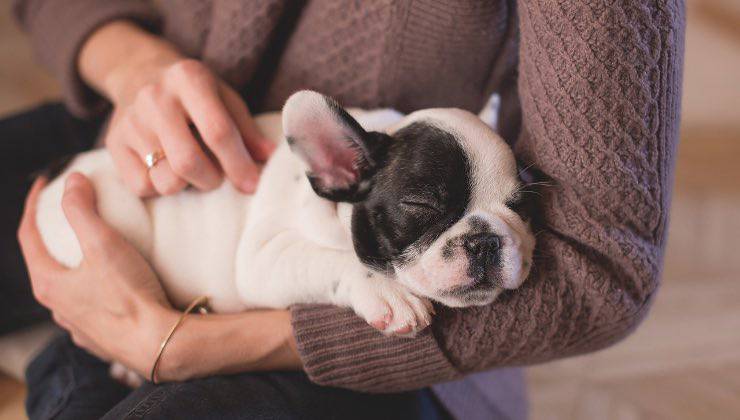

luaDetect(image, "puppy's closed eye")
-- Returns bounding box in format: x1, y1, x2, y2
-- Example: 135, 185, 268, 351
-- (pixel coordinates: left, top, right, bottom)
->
400, 198, 442, 215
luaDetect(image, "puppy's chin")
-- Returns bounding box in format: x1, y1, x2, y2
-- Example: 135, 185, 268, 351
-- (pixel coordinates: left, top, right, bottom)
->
432, 288, 503, 308
394, 266, 504, 308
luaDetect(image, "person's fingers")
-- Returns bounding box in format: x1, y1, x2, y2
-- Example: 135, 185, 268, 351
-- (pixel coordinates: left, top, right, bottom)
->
127, 115, 188, 195
108, 141, 157, 197
61, 173, 122, 257
176, 73, 259, 193
220, 83, 275, 162
17, 178, 67, 305
149, 98, 222, 191
105, 112, 156, 197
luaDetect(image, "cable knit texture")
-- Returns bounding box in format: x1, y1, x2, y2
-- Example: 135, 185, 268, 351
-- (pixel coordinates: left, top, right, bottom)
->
14, 0, 684, 400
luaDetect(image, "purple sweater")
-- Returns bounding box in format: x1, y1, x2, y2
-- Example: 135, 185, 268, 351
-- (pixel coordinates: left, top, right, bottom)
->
14, 1, 685, 418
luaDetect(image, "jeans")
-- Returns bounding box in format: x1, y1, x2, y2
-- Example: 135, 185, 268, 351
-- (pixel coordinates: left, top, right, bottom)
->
27, 335, 449, 420
2, 103, 451, 419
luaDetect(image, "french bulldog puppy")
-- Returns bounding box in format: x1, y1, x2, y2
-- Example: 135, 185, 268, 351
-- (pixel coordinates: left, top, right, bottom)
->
36, 90, 535, 346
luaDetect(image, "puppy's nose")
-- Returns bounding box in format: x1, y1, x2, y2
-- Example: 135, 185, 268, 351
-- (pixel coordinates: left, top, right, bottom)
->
464, 232, 501, 268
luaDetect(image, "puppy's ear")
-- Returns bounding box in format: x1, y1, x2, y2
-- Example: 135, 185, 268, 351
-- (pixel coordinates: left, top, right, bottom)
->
282, 90, 390, 202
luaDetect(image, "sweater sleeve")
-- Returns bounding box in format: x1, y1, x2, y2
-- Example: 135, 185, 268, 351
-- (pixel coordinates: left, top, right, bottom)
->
290, 0, 685, 392
13, 0, 160, 117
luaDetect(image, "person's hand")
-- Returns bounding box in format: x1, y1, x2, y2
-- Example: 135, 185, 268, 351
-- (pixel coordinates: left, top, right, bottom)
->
18, 174, 177, 375
18, 174, 301, 381
80, 21, 275, 197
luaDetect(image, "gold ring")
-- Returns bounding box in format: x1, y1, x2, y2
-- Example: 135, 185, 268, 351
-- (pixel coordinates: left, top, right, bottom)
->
144, 150, 165, 171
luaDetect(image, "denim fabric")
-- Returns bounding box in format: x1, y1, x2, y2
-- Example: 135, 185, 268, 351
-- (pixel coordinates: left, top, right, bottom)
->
26, 334, 451, 420
104, 370, 449, 420
25, 335, 130, 420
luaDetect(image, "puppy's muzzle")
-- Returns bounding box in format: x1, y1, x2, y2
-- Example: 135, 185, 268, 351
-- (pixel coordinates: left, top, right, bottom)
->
464, 232, 502, 284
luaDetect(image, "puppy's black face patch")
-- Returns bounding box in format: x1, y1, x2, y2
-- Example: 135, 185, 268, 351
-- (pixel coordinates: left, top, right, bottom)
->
351, 122, 472, 271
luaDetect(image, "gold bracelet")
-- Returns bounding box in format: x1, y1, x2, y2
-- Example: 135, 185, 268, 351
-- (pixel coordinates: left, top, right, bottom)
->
149, 295, 209, 384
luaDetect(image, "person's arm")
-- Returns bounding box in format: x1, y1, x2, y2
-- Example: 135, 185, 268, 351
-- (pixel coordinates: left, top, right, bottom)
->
13, 0, 159, 117
286, 0, 686, 392
151, 309, 301, 381
76, 20, 181, 106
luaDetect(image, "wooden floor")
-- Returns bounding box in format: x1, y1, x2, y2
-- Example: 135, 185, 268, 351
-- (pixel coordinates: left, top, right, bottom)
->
1, 0, 739, 419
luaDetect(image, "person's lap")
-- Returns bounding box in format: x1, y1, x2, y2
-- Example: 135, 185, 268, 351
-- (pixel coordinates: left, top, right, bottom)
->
27, 334, 449, 420
108, 369, 447, 420
2, 104, 450, 420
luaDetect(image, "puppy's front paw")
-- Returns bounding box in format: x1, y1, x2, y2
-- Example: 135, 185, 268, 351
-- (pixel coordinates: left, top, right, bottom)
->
350, 274, 433, 336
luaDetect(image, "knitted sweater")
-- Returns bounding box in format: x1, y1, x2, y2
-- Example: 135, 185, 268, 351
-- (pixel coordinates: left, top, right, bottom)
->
14, 0, 684, 417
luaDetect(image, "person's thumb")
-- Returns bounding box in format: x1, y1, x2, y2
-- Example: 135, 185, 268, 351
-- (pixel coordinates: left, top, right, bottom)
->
61, 173, 116, 255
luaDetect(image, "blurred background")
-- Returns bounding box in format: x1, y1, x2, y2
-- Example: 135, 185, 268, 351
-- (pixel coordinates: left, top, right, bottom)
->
1, 0, 738, 419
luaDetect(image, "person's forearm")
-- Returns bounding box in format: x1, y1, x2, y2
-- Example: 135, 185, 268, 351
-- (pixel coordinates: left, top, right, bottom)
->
150, 307, 302, 382
78, 20, 181, 104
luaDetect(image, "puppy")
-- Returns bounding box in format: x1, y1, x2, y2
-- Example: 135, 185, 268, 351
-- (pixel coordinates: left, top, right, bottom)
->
36, 91, 535, 378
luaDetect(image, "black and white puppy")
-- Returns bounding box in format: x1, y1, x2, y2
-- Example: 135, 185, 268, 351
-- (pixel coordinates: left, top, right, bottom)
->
37, 90, 535, 339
